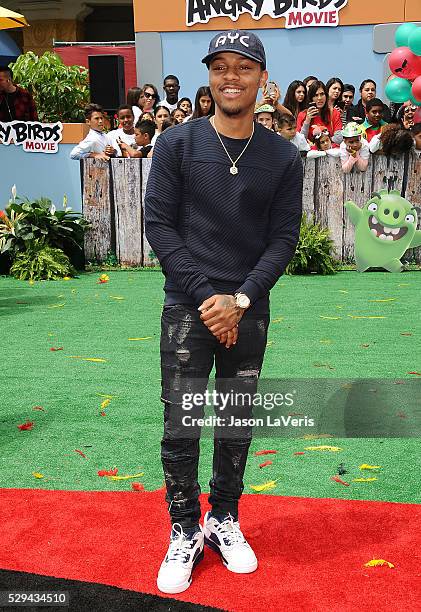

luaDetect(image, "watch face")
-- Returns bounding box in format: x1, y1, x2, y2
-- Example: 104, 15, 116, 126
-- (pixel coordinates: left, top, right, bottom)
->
237, 294, 250, 309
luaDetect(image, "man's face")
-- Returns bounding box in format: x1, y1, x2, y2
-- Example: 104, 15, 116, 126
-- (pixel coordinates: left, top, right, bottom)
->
366, 105, 383, 126
118, 109, 134, 132
361, 82, 376, 103
342, 90, 354, 107
0, 71, 12, 93
256, 112, 273, 130
87, 112, 104, 131
209, 52, 267, 118
278, 124, 296, 140
163, 79, 180, 101
135, 128, 148, 146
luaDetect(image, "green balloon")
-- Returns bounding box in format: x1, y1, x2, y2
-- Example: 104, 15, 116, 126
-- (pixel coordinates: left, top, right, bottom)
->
408, 28, 421, 56
395, 23, 419, 47
385, 78, 412, 103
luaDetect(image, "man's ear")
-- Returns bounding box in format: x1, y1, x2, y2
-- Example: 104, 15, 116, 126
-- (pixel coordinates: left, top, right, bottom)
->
260, 70, 269, 90
85, 118, 90, 124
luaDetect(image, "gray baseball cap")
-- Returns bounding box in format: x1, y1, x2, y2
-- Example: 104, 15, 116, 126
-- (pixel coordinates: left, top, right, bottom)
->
202, 30, 266, 70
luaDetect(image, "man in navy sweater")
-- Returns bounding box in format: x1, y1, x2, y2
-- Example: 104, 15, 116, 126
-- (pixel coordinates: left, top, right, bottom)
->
145, 30, 303, 594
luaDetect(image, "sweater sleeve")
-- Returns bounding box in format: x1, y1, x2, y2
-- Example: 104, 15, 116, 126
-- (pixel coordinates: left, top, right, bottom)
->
144, 132, 216, 305
235, 150, 303, 304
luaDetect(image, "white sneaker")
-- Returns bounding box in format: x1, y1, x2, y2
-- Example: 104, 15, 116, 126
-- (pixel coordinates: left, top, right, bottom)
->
157, 524, 204, 594
203, 511, 258, 573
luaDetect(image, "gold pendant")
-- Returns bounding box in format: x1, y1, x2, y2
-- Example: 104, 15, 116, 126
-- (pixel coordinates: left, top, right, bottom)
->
230, 166, 238, 175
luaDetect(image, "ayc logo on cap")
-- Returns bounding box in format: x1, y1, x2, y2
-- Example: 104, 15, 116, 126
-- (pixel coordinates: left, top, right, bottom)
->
214, 32, 250, 49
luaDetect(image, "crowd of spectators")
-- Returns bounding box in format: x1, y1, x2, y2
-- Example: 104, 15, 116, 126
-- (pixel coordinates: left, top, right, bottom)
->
70, 72, 421, 165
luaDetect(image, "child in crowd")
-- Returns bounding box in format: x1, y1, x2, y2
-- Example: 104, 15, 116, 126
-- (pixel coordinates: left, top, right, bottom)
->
117, 119, 156, 159
397, 103, 417, 130
340, 122, 370, 173
277, 112, 310, 152
151, 105, 171, 145
177, 97, 193, 118
70, 104, 111, 161
362, 98, 388, 142
106, 105, 136, 157
254, 104, 277, 130
171, 107, 187, 124
307, 126, 340, 158
411, 123, 421, 150
369, 123, 415, 155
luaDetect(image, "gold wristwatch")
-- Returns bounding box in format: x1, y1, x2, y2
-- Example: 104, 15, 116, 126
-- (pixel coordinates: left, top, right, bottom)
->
234, 293, 251, 309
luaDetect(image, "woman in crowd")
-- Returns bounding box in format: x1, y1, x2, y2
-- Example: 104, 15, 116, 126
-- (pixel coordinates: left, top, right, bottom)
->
348, 79, 392, 123
283, 80, 307, 118
190, 86, 215, 120
296, 80, 343, 143
171, 107, 187, 124
177, 97, 193, 117
303, 75, 318, 91
151, 105, 171, 145
127, 87, 143, 124
141, 83, 160, 114
338, 83, 355, 125
326, 77, 344, 112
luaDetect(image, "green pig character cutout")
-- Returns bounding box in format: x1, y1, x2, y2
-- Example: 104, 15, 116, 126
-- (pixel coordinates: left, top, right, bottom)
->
345, 190, 421, 272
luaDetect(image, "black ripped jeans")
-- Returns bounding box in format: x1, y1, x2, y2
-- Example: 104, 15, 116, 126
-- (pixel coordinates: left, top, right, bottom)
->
160, 304, 269, 529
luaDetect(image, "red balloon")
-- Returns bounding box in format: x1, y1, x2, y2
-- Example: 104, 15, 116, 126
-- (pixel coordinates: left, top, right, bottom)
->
414, 108, 421, 123
412, 76, 421, 102
389, 46, 421, 80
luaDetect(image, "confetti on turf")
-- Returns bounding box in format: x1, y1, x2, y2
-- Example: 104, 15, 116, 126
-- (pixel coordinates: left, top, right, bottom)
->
17, 420, 34, 431
66, 356, 107, 363
364, 559, 394, 569
108, 472, 144, 481
75, 449, 87, 459
353, 478, 377, 482
48, 303, 66, 309
32, 472, 44, 479
100, 399, 111, 410
408, 371, 421, 376
339, 290, 348, 293
50, 347, 63, 351
254, 450, 277, 456
294, 452, 305, 456
331, 475, 350, 486
304, 445, 342, 452
272, 317, 284, 323
128, 337, 153, 341
320, 339, 333, 344
32, 406, 45, 411
400, 332, 412, 336
109, 295, 125, 300
250, 479, 279, 492
132, 483, 145, 491
319, 315, 341, 320
98, 468, 118, 477
98, 274, 109, 284
259, 460, 273, 469
63, 276, 71, 281
100, 411, 106, 417
360, 464, 382, 470
301, 434, 333, 440
347, 315, 386, 319
96, 393, 118, 399
369, 298, 396, 302
337, 463, 348, 475
313, 362, 335, 370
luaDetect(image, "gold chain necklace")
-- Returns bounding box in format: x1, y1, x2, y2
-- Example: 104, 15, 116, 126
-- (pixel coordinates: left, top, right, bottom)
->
210, 116, 255, 175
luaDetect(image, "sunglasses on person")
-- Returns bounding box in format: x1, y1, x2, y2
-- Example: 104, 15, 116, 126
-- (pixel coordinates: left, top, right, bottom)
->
403, 105, 416, 113
144, 92, 156, 99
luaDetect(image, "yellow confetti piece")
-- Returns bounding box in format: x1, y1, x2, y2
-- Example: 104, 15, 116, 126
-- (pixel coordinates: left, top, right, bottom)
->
319, 339, 333, 344
101, 398, 111, 409
353, 478, 378, 482
319, 315, 341, 320
96, 393, 117, 399
301, 434, 333, 440
338, 290, 348, 294
250, 479, 279, 492
335, 305, 343, 309
398, 283, 409, 287
360, 464, 382, 470
266, 340, 274, 347
66, 356, 107, 363
128, 337, 153, 341
48, 303, 66, 309
364, 559, 394, 569
109, 295, 125, 300
369, 298, 396, 303
57, 294, 64, 298
32, 472, 44, 479
347, 315, 386, 319
304, 446, 342, 452
108, 472, 144, 481
63, 276, 71, 281
272, 317, 284, 323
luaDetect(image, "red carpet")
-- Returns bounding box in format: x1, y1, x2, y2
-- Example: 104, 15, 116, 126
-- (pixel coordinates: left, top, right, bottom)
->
0, 489, 419, 611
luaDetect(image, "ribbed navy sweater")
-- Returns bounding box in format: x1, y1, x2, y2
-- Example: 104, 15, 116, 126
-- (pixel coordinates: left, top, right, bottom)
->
145, 116, 303, 313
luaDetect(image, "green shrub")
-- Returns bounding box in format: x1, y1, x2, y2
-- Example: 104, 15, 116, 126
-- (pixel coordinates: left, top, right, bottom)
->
10, 243, 75, 281
10, 51, 89, 123
286, 214, 338, 275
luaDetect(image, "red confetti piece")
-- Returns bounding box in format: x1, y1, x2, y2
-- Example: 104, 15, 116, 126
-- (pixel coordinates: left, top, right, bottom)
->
100, 411, 106, 416
294, 452, 305, 455
75, 449, 87, 459
17, 420, 34, 431
132, 482, 145, 491
98, 468, 118, 477
408, 372, 421, 376
259, 460, 273, 469
254, 450, 277, 456
50, 347, 64, 351
32, 406, 45, 411
331, 475, 350, 486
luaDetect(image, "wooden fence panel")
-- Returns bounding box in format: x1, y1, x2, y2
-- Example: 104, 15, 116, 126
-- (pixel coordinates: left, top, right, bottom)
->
141, 158, 159, 267
405, 151, 421, 264
342, 156, 374, 261
372, 153, 405, 194
82, 159, 113, 263
314, 156, 344, 258
302, 157, 316, 218
111, 159, 143, 267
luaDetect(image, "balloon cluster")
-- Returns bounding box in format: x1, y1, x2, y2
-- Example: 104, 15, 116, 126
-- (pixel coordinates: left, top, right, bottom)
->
386, 23, 421, 121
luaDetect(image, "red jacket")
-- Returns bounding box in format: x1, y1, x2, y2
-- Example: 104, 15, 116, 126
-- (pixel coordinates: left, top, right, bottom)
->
0, 86, 38, 122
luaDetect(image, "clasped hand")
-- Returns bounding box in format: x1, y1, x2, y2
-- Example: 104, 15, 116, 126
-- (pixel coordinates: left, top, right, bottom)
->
198, 294, 243, 349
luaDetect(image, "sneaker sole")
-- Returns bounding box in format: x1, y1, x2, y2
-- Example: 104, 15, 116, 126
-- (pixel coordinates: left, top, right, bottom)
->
156, 548, 204, 594
204, 536, 258, 574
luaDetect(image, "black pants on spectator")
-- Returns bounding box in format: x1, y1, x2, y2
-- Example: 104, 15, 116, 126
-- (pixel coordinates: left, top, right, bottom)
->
160, 304, 269, 529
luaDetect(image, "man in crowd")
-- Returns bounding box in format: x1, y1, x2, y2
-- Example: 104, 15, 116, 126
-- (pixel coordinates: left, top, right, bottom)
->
0, 66, 38, 122
160, 75, 181, 112
145, 30, 303, 594
70, 103, 110, 161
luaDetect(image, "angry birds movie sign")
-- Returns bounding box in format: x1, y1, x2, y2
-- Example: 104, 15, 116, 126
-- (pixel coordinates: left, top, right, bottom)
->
345, 190, 421, 272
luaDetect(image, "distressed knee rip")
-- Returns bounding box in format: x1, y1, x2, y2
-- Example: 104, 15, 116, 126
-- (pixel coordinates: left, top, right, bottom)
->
236, 368, 260, 379
176, 348, 191, 363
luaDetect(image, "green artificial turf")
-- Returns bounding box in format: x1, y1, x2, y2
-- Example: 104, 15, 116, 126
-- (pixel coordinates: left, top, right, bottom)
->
0, 270, 420, 503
